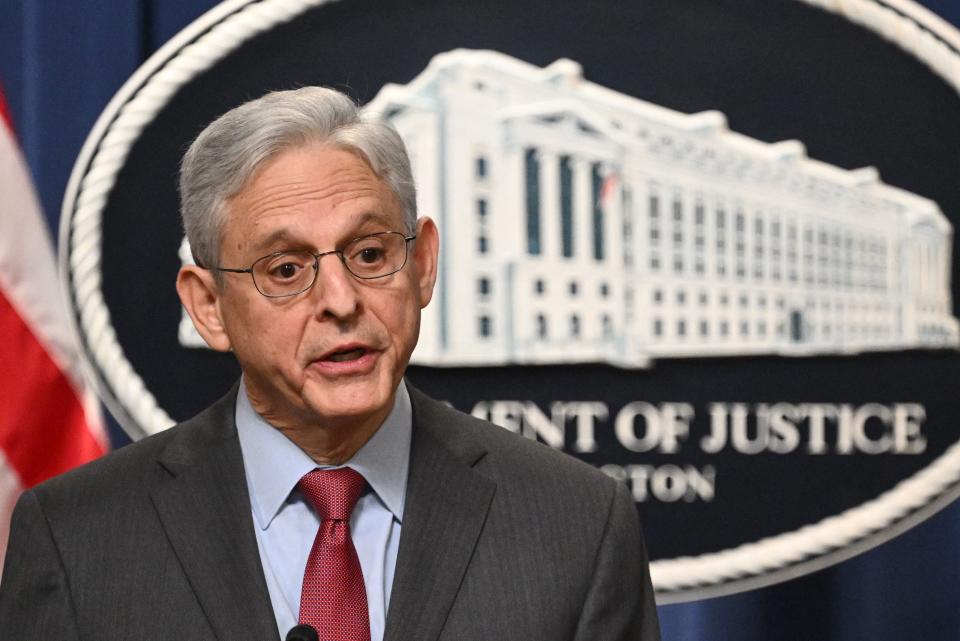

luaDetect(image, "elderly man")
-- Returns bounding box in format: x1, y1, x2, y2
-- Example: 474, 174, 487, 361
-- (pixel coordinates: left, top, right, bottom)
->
0, 87, 660, 640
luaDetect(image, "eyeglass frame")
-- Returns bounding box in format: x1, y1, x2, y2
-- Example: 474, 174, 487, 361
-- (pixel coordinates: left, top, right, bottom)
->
207, 230, 418, 298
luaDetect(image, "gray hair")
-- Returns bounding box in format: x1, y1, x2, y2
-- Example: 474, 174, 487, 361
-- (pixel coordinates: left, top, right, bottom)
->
179, 86, 417, 269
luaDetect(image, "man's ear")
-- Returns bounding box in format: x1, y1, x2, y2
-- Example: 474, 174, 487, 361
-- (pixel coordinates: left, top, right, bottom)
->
176, 265, 232, 352
412, 217, 439, 309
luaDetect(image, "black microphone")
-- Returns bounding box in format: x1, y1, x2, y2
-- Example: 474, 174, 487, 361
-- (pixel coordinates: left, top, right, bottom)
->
285, 624, 319, 641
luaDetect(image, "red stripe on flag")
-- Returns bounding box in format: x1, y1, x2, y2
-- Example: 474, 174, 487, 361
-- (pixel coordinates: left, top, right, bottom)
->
0, 83, 14, 135
0, 288, 104, 487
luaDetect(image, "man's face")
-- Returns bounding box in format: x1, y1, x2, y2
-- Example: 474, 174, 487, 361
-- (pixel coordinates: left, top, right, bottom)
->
192, 144, 437, 432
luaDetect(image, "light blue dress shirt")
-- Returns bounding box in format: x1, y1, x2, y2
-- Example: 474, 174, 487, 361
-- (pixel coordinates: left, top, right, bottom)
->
235, 381, 411, 641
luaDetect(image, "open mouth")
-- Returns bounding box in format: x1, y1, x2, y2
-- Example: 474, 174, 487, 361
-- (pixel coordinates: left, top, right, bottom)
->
326, 347, 367, 363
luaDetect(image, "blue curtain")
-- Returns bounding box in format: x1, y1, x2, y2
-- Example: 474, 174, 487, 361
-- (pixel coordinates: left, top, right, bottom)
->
2, 1, 959, 638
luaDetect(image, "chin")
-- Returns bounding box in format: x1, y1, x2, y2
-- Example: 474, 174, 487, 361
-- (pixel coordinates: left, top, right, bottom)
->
303, 379, 392, 423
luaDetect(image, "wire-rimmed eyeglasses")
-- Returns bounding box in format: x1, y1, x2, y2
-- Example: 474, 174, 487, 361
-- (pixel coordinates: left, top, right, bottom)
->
210, 231, 417, 298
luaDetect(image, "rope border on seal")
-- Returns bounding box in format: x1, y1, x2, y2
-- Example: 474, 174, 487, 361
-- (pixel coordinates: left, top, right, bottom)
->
60, 0, 332, 436
58, 0, 960, 602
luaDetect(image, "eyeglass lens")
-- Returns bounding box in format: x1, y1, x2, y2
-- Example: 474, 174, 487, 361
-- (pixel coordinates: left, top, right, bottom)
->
251, 232, 410, 297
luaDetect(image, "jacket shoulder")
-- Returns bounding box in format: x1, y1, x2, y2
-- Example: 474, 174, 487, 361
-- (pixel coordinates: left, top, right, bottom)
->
30, 386, 238, 512
408, 384, 618, 500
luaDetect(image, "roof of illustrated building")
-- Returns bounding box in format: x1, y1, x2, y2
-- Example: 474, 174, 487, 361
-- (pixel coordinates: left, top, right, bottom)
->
367, 49, 950, 232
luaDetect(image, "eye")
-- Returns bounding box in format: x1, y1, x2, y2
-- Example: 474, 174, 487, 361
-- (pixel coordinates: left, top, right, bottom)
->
344, 234, 402, 278
273, 262, 301, 279
358, 247, 385, 264
259, 252, 312, 281
348, 237, 389, 265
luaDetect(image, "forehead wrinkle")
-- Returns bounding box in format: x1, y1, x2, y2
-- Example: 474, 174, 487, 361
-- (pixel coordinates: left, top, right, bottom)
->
234, 165, 385, 223
240, 180, 380, 219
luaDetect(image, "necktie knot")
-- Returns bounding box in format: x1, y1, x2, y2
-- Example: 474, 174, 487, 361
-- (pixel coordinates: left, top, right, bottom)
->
298, 467, 366, 522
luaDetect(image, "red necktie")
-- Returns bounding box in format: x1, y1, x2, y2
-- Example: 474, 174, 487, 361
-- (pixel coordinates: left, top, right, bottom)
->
298, 468, 371, 641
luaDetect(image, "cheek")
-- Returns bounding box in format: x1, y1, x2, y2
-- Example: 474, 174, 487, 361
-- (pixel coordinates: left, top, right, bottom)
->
387, 294, 423, 352
366, 289, 415, 342
225, 301, 302, 370
261, 316, 307, 360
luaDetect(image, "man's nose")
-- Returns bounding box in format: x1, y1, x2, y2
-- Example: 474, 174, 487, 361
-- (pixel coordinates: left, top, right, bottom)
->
309, 253, 360, 319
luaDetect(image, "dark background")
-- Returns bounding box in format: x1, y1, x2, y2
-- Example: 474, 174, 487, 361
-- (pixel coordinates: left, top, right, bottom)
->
4, 0, 960, 639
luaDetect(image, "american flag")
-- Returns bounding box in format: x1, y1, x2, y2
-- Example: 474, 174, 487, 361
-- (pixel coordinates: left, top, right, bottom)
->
0, 83, 106, 567
598, 171, 619, 210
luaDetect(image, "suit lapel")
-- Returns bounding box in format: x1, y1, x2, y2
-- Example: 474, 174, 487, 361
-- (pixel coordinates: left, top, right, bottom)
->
384, 387, 496, 641
150, 389, 279, 641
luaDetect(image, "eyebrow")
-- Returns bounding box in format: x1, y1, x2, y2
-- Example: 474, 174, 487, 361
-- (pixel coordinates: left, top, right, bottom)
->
250, 212, 401, 253
350, 211, 399, 234
251, 228, 306, 253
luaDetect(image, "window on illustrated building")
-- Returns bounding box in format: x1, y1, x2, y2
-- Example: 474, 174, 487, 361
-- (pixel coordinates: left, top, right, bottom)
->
479, 315, 492, 338
560, 155, 574, 258
476, 155, 488, 180
537, 313, 548, 339
525, 148, 541, 255
592, 163, 605, 261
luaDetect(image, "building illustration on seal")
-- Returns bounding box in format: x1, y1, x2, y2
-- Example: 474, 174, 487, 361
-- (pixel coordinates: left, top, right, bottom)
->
367, 49, 959, 367
179, 49, 959, 367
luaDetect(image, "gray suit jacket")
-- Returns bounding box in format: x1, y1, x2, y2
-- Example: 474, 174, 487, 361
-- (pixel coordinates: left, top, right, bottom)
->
0, 383, 660, 640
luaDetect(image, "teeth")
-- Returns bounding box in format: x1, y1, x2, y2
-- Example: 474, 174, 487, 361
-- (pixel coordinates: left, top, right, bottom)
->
328, 348, 365, 362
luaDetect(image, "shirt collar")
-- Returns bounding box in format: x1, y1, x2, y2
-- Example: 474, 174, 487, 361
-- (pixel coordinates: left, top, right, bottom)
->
235, 379, 412, 530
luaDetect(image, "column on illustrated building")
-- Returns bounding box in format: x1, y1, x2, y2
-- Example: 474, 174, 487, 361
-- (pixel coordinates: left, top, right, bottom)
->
627, 172, 653, 360
601, 162, 627, 362
640, 180, 662, 353
645, 176, 661, 360
768, 210, 783, 347
881, 226, 897, 348
713, 197, 732, 350
699, 192, 719, 350
676, 186, 694, 352
505, 142, 529, 360
755, 207, 771, 348
905, 223, 924, 345
939, 229, 957, 343
879, 228, 893, 346
570, 155, 591, 357
402, 107, 444, 364
690, 194, 708, 348
538, 147, 562, 360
